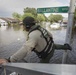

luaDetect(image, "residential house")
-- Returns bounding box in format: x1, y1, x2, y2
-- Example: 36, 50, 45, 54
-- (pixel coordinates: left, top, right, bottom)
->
0, 17, 20, 26
0, 18, 8, 26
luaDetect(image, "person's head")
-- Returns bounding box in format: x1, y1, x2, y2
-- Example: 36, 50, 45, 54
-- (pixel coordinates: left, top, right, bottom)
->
23, 16, 36, 31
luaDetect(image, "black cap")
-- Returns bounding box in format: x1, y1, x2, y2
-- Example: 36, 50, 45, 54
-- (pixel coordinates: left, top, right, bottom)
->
23, 16, 35, 26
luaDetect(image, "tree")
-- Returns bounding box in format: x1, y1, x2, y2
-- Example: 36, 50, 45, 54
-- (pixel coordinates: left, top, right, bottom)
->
22, 13, 35, 20
54, 14, 63, 22
37, 14, 46, 22
12, 12, 22, 21
48, 14, 63, 23
23, 7, 37, 18
48, 14, 54, 23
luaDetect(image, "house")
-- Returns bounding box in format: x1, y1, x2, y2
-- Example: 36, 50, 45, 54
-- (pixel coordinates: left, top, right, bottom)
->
0, 18, 8, 26
0, 17, 20, 26
7, 18, 20, 24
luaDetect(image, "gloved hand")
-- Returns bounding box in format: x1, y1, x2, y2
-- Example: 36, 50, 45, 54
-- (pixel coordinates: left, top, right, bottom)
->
64, 43, 72, 50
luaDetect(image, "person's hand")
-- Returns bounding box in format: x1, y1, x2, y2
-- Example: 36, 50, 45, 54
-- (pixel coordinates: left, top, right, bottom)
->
0, 59, 8, 64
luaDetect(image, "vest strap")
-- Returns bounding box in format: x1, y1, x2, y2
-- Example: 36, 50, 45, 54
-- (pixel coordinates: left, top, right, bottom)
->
29, 25, 54, 59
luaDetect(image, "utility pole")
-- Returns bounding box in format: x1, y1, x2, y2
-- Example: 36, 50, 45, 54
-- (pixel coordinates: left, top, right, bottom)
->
62, 0, 76, 64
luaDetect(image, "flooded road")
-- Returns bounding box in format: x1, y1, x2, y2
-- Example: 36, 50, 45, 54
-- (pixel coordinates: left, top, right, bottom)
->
0, 25, 76, 64
0, 25, 26, 46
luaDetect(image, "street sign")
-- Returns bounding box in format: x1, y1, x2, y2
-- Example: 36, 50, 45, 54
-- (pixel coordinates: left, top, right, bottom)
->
37, 6, 69, 13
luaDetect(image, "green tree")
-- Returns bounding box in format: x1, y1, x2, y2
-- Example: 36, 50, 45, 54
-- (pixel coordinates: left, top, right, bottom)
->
22, 13, 35, 20
54, 14, 63, 22
48, 14, 63, 23
48, 14, 54, 23
12, 12, 22, 21
23, 7, 37, 18
37, 14, 46, 22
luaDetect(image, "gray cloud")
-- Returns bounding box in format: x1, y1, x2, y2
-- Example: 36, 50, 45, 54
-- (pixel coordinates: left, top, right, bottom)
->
0, 0, 70, 17
0, 9, 12, 17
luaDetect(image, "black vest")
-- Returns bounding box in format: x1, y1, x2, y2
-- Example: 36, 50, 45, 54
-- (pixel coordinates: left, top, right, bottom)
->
29, 25, 54, 59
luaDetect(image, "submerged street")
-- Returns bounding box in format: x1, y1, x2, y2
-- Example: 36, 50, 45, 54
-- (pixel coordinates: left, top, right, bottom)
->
0, 25, 76, 64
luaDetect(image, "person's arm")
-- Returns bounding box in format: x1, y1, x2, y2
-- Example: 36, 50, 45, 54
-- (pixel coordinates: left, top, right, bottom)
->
0, 45, 29, 64
0, 31, 38, 64
0, 44, 32, 64
9, 31, 38, 62
9, 44, 32, 62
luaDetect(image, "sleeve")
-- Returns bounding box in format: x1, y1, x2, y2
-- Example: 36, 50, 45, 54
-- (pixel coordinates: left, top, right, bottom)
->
10, 32, 38, 62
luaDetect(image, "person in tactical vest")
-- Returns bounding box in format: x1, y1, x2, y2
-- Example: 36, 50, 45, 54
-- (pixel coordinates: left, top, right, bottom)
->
0, 16, 72, 64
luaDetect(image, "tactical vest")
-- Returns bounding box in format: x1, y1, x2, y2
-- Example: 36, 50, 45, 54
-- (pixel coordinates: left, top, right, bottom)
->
29, 25, 54, 59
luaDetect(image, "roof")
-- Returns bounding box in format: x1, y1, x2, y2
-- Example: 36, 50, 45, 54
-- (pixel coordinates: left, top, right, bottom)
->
0, 17, 20, 23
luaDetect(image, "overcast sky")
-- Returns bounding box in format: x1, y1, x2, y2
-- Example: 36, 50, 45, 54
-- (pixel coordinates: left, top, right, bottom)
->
0, 0, 70, 18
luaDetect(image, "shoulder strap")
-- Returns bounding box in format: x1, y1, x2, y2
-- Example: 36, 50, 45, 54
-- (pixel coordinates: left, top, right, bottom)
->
29, 25, 40, 34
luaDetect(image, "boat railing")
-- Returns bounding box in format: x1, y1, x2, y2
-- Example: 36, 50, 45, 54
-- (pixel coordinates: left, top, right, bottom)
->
2, 63, 76, 75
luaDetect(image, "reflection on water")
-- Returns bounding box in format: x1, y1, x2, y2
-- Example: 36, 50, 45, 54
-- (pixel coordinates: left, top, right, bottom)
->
12, 24, 21, 31
45, 24, 67, 44
0, 26, 8, 31
0, 24, 67, 48
0, 25, 27, 46
0, 24, 67, 46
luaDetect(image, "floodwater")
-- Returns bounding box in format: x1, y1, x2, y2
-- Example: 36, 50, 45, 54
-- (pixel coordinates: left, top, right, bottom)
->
0, 25, 76, 64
